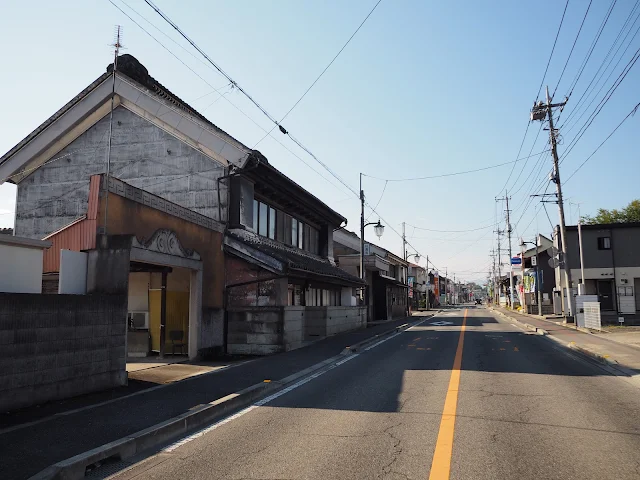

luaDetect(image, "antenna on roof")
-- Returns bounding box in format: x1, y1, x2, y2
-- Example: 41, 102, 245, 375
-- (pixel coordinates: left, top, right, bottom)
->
103, 25, 124, 235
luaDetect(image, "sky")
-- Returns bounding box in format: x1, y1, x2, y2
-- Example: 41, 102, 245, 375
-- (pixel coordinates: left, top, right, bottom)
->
1, 0, 638, 284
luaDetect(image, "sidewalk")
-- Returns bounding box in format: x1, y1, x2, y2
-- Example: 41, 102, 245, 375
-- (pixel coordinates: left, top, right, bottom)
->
0, 315, 428, 480
491, 306, 640, 372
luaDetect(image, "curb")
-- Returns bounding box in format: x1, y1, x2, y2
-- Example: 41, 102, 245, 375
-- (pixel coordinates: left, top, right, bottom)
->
567, 342, 619, 366
28, 317, 434, 480
488, 307, 546, 336
490, 307, 628, 370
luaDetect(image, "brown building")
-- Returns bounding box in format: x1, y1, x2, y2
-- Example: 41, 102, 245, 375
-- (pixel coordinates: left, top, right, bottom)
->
0, 54, 365, 359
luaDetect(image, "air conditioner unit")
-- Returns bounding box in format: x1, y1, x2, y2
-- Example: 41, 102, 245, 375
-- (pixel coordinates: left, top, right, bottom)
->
620, 278, 628, 284
128, 311, 149, 330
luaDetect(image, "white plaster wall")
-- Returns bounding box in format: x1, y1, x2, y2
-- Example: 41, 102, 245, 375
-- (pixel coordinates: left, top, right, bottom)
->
615, 267, 640, 314
58, 250, 87, 294
128, 272, 150, 312
342, 287, 356, 306
0, 244, 44, 293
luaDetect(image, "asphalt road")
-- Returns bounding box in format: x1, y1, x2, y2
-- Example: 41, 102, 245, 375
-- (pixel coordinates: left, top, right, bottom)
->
108, 307, 640, 480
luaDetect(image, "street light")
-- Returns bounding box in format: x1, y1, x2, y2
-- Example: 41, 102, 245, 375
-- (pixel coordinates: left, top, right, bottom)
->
521, 237, 542, 316
373, 220, 384, 239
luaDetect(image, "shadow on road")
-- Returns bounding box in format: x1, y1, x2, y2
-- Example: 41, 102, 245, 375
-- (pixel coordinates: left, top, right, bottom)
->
265, 307, 639, 414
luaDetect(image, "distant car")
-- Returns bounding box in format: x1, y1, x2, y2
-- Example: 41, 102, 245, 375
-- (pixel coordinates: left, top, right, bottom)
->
475, 299, 482, 305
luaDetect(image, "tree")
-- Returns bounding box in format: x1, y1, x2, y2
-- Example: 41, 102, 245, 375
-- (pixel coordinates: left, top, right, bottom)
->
581, 199, 640, 225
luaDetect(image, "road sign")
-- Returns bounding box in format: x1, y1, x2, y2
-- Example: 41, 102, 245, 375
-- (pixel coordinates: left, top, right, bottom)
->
531, 256, 537, 266
511, 257, 522, 265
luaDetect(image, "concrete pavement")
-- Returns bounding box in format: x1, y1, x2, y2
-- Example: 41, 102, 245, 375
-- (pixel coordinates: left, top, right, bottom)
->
103, 307, 640, 480
0, 316, 425, 480
493, 305, 640, 372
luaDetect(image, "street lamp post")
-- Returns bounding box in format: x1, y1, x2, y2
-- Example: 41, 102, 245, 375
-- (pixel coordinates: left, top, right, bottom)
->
359, 173, 384, 320
404, 249, 420, 316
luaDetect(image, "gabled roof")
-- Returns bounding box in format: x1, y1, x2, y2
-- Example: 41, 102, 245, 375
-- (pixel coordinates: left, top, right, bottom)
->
225, 228, 365, 286
0, 54, 251, 184
0, 55, 349, 232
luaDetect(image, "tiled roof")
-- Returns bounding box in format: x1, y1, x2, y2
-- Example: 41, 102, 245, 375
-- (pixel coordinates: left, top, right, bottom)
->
227, 229, 365, 285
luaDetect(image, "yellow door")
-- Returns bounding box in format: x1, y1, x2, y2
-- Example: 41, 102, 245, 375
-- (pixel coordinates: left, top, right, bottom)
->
149, 290, 162, 352
148, 290, 189, 353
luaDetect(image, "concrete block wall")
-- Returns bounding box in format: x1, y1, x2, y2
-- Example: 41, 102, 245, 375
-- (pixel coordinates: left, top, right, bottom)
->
0, 293, 128, 412
304, 308, 327, 340
227, 308, 284, 355
15, 107, 226, 240
283, 307, 304, 351
199, 307, 224, 356
326, 307, 366, 336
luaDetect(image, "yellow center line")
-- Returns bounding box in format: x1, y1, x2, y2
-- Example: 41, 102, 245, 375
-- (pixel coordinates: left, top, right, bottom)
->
429, 308, 467, 480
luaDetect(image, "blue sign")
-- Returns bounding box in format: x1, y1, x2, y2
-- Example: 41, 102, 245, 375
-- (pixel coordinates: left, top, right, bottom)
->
511, 257, 522, 265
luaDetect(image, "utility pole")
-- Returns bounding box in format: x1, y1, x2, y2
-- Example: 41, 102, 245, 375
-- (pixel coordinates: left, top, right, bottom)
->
360, 173, 365, 285
402, 222, 409, 316
531, 87, 574, 317
453, 273, 456, 305
445, 267, 448, 305
489, 249, 497, 304
505, 193, 514, 309
495, 231, 503, 304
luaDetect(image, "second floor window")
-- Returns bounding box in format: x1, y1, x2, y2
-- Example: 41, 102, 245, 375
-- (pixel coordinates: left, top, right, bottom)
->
254, 200, 276, 240
254, 198, 320, 253
597, 236, 611, 250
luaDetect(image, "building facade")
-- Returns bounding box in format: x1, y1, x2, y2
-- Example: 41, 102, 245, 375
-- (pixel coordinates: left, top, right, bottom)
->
0, 54, 366, 359
333, 230, 409, 322
554, 223, 640, 315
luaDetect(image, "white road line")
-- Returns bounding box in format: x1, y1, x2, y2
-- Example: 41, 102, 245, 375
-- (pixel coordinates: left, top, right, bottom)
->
162, 314, 439, 453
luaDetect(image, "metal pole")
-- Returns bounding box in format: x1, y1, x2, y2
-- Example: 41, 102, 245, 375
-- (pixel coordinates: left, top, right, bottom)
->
445, 267, 448, 305
506, 193, 515, 309
159, 270, 168, 358
426, 255, 430, 310
103, 26, 121, 235
453, 274, 456, 305
521, 241, 526, 310
359, 173, 366, 318
360, 173, 365, 282
546, 86, 574, 317
536, 236, 542, 316
403, 222, 409, 317
578, 219, 586, 295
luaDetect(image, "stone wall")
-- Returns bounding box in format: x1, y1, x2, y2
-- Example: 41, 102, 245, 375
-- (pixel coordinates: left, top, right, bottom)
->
0, 293, 128, 412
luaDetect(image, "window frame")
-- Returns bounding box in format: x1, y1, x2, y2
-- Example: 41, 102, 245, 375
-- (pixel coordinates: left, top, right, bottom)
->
597, 236, 611, 250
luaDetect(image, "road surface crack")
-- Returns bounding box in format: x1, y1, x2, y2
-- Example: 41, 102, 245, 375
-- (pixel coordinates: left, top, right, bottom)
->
378, 423, 404, 479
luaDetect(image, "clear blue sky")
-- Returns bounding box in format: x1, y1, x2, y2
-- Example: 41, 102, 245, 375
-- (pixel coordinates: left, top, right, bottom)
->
1, 0, 638, 283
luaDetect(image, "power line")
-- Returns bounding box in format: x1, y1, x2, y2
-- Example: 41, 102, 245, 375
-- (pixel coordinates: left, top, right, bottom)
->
552, 0, 593, 97
108, 0, 355, 200
364, 180, 387, 222
141, 1, 365, 203
496, 0, 569, 197
560, 45, 640, 162
565, 0, 618, 97
254, 0, 384, 147
362, 150, 548, 182
564, 100, 640, 183
404, 222, 496, 233
143, 0, 280, 126
560, 1, 640, 129
535, 0, 570, 101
